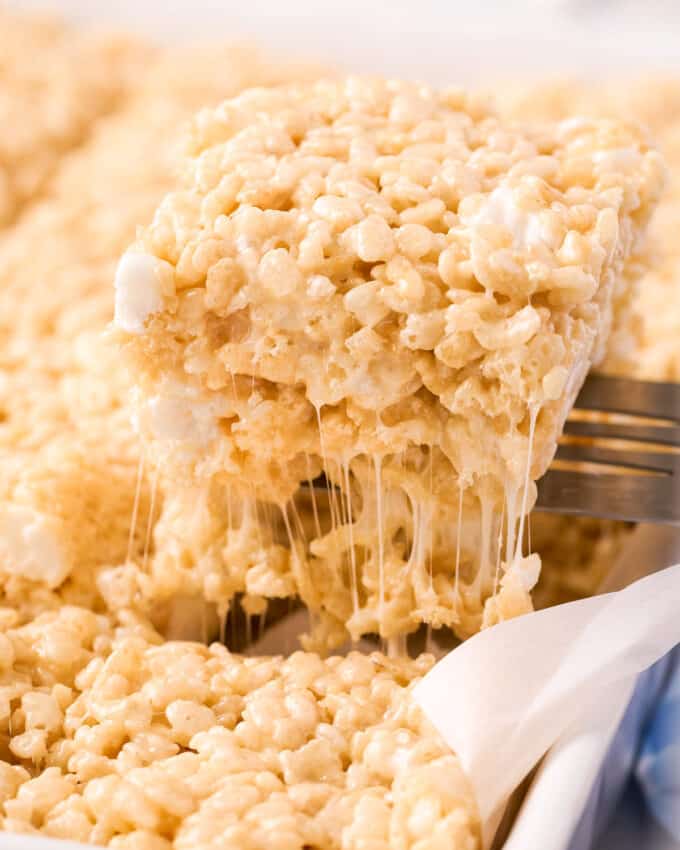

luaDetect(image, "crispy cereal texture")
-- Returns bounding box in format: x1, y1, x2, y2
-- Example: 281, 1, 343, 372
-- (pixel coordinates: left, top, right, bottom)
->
0, 606, 479, 850
116, 77, 664, 646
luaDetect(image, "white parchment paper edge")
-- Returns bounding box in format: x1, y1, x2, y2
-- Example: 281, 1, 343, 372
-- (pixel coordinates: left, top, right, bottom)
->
414, 552, 680, 847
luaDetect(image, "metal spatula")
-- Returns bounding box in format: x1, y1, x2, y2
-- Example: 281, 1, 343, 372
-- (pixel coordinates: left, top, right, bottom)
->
537, 375, 680, 525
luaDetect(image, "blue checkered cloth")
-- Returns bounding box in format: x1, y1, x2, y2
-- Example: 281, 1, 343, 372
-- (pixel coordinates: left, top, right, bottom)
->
568, 645, 680, 850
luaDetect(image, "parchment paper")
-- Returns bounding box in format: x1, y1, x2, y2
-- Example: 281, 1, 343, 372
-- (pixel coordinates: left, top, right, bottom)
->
414, 561, 680, 847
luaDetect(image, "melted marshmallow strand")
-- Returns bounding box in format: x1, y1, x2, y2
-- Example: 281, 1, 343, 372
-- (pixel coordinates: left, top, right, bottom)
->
115, 77, 665, 649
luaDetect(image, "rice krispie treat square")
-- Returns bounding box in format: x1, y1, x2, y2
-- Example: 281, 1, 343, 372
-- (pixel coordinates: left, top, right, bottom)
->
114, 77, 665, 648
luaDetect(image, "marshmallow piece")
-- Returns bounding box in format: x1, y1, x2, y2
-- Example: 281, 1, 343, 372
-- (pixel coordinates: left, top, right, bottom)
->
0, 506, 69, 588
467, 186, 553, 251
114, 252, 165, 334
143, 383, 230, 445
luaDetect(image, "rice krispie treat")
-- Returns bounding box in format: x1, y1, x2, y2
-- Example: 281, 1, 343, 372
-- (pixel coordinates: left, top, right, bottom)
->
0, 36, 323, 625
115, 77, 664, 648
0, 10, 150, 228
0, 605, 479, 850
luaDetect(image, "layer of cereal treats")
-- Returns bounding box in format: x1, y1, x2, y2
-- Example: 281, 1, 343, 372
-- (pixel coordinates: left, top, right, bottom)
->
0, 606, 479, 850
115, 77, 664, 649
